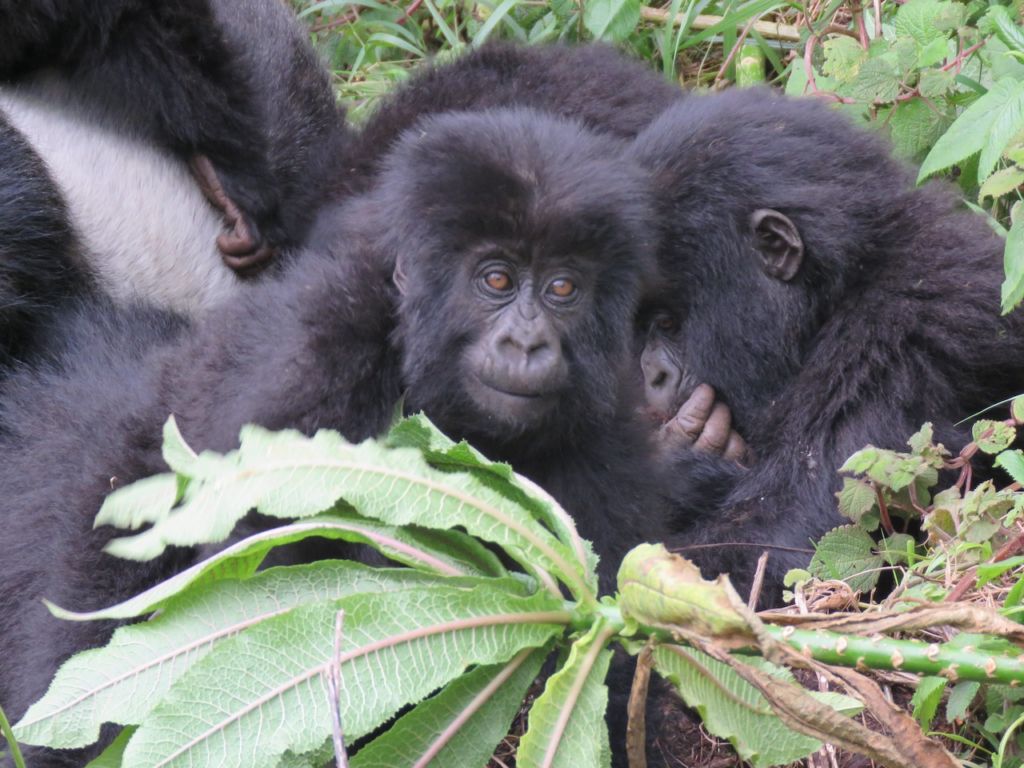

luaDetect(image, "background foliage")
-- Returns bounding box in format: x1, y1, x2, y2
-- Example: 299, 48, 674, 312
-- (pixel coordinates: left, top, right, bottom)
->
293, 0, 1024, 311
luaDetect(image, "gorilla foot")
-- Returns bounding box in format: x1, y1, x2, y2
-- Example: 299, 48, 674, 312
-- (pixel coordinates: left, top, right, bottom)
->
189, 155, 277, 276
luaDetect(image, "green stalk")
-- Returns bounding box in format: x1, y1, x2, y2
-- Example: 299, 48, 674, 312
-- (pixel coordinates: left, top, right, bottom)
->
0, 702, 26, 768
761, 625, 1024, 686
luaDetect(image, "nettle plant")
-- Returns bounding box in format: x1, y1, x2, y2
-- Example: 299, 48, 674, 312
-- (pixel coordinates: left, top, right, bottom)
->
799, 398, 1024, 761
4, 414, 1024, 768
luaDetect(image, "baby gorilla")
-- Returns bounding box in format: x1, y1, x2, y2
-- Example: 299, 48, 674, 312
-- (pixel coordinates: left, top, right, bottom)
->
0, 108, 673, 765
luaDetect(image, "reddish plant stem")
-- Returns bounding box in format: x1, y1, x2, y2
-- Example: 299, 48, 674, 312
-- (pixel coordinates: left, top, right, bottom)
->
946, 527, 1024, 602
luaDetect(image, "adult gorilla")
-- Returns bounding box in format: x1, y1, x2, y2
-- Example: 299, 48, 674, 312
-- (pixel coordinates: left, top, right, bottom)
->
630, 90, 1024, 601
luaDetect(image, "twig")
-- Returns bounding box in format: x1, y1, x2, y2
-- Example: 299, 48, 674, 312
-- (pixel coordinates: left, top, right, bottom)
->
748, 551, 770, 610
627, 644, 655, 768
945, 527, 1024, 603
327, 610, 349, 768
639, 7, 801, 42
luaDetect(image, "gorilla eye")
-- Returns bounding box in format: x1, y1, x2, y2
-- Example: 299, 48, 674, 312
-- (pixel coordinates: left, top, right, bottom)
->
548, 278, 576, 299
484, 270, 513, 292
653, 313, 679, 333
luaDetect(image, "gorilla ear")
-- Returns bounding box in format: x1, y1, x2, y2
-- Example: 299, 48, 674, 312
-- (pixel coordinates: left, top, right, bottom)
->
750, 209, 803, 282
392, 256, 408, 296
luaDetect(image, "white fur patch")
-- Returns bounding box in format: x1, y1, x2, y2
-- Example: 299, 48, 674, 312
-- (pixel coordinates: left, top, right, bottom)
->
0, 78, 243, 315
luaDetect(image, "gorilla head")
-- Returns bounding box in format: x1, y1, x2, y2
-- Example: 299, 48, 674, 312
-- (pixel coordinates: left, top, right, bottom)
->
366, 108, 658, 453
630, 90, 918, 433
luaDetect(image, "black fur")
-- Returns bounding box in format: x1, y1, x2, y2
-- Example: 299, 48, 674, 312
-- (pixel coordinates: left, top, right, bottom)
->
334, 41, 682, 199
0, 114, 76, 366
0, 109, 673, 766
0, 0, 348, 251
630, 91, 1024, 601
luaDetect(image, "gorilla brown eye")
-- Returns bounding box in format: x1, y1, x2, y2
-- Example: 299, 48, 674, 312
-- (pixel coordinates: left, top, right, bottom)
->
484, 270, 512, 292
548, 278, 576, 298
654, 314, 678, 333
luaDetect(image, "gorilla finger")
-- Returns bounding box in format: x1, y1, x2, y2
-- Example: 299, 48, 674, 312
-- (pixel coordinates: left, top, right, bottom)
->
723, 431, 749, 465
693, 402, 732, 454
674, 383, 716, 441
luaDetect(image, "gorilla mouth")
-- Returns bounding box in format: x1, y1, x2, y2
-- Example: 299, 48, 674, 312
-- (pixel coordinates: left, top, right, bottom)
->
483, 382, 544, 399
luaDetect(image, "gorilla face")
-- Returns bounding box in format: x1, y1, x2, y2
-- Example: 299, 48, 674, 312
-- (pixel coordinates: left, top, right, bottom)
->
375, 107, 658, 450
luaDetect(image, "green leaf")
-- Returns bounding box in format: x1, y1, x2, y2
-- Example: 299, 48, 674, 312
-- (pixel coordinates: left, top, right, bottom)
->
63, 512, 504, 623
910, 676, 946, 727
894, 0, 953, 48
972, 419, 1017, 454
849, 57, 901, 102
653, 647, 823, 767
980, 165, 1024, 200
102, 424, 591, 600
919, 79, 1024, 183
1002, 208, 1024, 313
1012, 395, 1024, 423
350, 647, 547, 768
517, 621, 613, 768
387, 413, 596, 580
879, 532, 915, 566
84, 727, 135, 767
916, 37, 949, 68
822, 36, 867, 83
918, 67, 954, 98
979, 84, 1024, 181
946, 681, 980, 722
98, 474, 180, 532
997, 449, 1024, 485
582, 0, 640, 42
15, 563, 468, 749
987, 6, 1024, 53
837, 477, 877, 523
887, 99, 948, 159
808, 525, 883, 593
122, 586, 567, 768
977, 555, 1024, 587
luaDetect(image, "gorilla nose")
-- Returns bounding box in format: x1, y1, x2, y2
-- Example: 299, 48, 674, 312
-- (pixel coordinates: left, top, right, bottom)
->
493, 332, 566, 393
641, 348, 683, 417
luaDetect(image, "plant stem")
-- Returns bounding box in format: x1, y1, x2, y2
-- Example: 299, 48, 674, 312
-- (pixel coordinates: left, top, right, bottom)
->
760, 625, 1024, 685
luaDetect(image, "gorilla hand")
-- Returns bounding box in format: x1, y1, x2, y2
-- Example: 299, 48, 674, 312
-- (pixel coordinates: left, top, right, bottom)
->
658, 383, 748, 463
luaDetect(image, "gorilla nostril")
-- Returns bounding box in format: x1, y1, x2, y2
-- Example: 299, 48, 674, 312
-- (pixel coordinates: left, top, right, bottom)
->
650, 370, 668, 389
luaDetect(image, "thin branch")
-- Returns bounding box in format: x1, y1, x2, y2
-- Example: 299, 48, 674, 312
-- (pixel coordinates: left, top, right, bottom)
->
639, 7, 801, 42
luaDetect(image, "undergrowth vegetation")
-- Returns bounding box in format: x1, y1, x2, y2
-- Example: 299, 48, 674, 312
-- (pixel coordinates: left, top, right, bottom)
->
296, 0, 1024, 311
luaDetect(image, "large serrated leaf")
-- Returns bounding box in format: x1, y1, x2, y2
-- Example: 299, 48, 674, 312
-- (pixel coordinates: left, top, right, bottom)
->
15, 563, 464, 749
350, 647, 547, 768
67, 512, 503, 623
517, 622, 614, 768
102, 424, 590, 599
121, 585, 567, 768
919, 79, 1024, 183
653, 647, 822, 767
387, 413, 596, 582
